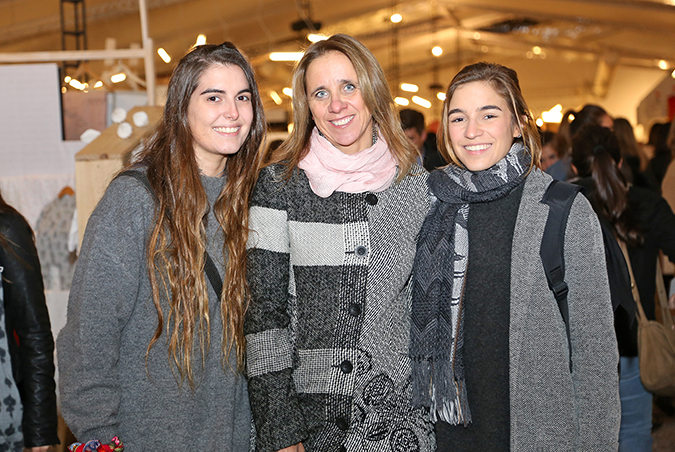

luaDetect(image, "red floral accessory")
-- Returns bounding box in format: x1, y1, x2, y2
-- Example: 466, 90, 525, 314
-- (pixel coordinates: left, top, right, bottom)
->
68, 436, 124, 452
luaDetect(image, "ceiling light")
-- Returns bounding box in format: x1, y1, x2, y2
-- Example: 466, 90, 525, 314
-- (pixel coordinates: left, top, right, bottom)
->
93, 80, 103, 88
195, 34, 207, 46
672, 69, 675, 78
394, 97, 409, 106
307, 34, 329, 43
270, 52, 304, 61
412, 96, 431, 109
400, 83, 418, 93
68, 78, 85, 90
536, 118, 544, 127
111, 73, 127, 83
658, 59, 669, 70
432, 46, 443, 57
473, 32, 481, 40
526, 51, 534, 59
390, 13, 402, 24
282, 87, 293, 97
157, 48, 171, 63
481, 46, 489, 53
61, 86, 67, 94
437, 92, 446, 101
64, 76, 72, 83
532, 46, 542, 55
541, 104, 563, 123
269, 90, 282, 105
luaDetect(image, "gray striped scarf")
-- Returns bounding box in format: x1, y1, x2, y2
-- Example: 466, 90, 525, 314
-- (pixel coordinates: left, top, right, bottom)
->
410, 142, 530, 425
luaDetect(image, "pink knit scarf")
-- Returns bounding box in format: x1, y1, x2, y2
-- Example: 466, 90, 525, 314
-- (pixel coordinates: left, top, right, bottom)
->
298, 127, 398, 198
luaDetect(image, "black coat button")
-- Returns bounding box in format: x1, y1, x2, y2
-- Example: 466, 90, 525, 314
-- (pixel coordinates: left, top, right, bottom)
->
355, 245, 367, 256
365, 193, 378, 205
339, 446, 347, 452
348, 303, 362, 316
340, 360, 353, 373
336, 417, 349, 431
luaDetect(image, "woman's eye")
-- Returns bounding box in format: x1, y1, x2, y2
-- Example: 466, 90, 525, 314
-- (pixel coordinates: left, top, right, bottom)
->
207, 95, 220, 102
344, 83, 356, 92
237, 94, 251, 102
450, 116, 464, 123
315, 90, 328, 99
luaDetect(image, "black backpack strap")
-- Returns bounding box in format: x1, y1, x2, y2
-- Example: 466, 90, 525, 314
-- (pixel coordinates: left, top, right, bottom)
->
117, 170, 224, 296
540, 179, 581, 372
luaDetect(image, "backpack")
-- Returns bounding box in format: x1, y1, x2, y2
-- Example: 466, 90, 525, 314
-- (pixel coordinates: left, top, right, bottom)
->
540, 180, 634, 372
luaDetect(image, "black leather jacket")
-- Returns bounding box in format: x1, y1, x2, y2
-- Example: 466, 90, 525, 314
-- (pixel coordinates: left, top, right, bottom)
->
0, 210, 59, 447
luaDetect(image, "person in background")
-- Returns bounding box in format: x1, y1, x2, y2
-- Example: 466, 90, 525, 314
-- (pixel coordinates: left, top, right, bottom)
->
57, 42, 266, 451
400, 108, 446, 171
0, 189, 59, 452
411, 62, 620, 451
571, 124, 675, 451
613, 117, 648, 186
245, 34, 434, 452
540, 130, 567, 180
644, 121, 672, 194
569, 104, 614, 137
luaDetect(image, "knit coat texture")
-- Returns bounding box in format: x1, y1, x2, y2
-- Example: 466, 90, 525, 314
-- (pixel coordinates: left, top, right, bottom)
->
57, 172, 251, 451
496, 169, 620, 451
245, 164, 434, 452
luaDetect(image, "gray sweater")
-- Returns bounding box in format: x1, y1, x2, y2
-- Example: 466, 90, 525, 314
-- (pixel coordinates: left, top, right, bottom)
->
507, 170, 620, 451
57, 172, 251, 451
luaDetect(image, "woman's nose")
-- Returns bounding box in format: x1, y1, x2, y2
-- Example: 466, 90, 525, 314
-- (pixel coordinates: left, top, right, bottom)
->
465, 119, 482, 138
328, 94, 347, 114
223, 101, 239, 120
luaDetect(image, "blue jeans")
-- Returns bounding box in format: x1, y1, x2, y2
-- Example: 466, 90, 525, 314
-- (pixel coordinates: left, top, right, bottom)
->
619, 356, 653, 452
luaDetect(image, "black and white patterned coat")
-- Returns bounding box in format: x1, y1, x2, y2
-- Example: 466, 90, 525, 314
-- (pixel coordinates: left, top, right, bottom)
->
245, 164, 434, 452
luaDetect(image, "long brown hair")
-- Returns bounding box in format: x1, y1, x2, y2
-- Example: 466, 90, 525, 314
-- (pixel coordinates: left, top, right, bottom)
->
0, 190, 31, 265
133, 42, 266, 385
571, 124, 642, 246
269, 34, 418, 178
437, 62, 541, 171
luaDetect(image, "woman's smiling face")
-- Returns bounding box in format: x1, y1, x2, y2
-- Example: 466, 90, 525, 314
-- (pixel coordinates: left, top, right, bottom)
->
305, 51, 373, 155
446, 80, 521, 172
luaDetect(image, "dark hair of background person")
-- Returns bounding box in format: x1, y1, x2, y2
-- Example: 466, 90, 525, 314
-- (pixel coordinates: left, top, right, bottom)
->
0, 191, 23, 252
268, 34, 418, 181
613, 117, 648, 184
550, 109, 575, 160
437, 61, 541, 170
132, 41, 266, 384
400, 108, 425, 135
571, 124, 642, 246
569, 104, 610, 138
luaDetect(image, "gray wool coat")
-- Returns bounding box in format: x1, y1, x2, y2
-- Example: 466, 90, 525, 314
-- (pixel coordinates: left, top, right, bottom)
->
507, 169, 620, 451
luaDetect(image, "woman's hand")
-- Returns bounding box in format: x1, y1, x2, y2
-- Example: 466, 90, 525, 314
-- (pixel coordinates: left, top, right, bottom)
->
278, 443, 305, 452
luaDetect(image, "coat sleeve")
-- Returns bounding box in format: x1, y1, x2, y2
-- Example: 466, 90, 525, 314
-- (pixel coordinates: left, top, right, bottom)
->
0, 212, 59, 447
56, 178, 150, 443
245, 167, 308, 452
564, 195, 621, 450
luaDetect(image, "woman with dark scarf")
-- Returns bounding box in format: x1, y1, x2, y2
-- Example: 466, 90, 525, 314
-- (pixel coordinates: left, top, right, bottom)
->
0, 190, 58, 451
244, 34, 434, 452
410, 62, 620, 451
571, 124, 675, 451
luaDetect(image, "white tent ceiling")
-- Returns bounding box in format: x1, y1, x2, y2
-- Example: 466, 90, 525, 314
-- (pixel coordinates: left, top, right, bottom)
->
2, 0, 675, 126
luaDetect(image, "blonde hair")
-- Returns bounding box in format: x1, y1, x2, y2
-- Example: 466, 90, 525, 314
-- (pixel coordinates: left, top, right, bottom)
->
268, 34, 418, 178
438, 62, 540, 171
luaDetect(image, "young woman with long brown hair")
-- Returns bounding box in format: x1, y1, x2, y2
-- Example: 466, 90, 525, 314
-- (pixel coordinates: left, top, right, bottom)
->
57, 42, 266, 450
410, 62, 620, 451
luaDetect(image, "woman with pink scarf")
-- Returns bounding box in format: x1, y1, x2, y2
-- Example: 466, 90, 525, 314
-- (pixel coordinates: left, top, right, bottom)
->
244, 34, 434, 452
